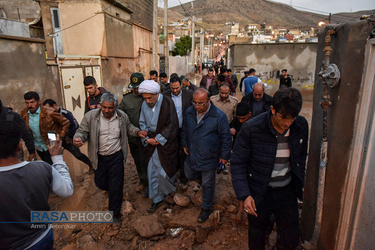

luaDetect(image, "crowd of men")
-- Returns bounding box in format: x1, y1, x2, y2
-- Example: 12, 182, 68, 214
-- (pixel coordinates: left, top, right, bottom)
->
0, 66, 308, 250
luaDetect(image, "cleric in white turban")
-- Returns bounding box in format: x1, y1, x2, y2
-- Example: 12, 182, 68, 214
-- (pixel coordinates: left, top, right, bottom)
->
138, 79, 160, 94
138, 78, 179, 214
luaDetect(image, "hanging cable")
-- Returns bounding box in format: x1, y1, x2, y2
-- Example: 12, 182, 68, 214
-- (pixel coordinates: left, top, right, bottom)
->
41, 0, 119, 39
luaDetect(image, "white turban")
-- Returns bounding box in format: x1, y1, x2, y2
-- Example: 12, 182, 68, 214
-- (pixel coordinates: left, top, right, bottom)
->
138, 80, 160, 94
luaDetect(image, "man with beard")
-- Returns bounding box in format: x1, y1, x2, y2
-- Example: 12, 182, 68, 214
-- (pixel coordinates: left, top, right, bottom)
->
279, 69, 292, 89
21, 91, 69, 164
83, 76, 107, 114
211, 82, 239, 123
138, 80, 179, 213
199, 68, 217, 90
241, 82, 272, 118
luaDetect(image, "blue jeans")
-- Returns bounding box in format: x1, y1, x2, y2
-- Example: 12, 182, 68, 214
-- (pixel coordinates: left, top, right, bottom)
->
184, 160, 216, 209
28, 228, 54, 250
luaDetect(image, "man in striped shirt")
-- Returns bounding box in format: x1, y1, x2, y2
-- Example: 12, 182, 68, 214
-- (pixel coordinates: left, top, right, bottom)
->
231, 87, 309, 249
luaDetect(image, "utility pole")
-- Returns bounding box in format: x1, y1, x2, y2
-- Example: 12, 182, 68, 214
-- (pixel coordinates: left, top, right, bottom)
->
152, 0, 158, 70
200, 28, 204, 65
164, 0, 169, 76
191, 3, 195, 72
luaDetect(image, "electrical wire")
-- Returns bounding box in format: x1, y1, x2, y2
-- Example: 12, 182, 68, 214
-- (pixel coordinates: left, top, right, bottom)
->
42, 0, 119, 39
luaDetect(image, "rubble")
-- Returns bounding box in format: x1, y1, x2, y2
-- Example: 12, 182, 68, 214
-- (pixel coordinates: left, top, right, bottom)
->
133, 215, 165, 238
173, 193, 190, 207
122, 201, 134, 214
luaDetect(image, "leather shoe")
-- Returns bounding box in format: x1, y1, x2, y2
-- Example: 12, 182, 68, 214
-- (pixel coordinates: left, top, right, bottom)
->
147, 201, 163, 213
197, 208, 213, 223
113, 216, 122, 229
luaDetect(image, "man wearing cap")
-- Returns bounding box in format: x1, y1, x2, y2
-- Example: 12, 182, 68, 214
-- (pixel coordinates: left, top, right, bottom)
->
138, 80, 179, 213
118, 73, 148, 196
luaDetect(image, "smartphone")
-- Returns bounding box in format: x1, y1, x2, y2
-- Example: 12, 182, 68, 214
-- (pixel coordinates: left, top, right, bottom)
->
47, 131, 57, 146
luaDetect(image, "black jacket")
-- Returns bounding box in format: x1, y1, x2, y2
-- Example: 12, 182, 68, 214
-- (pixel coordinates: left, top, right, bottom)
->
240, 92, 272, 117
230, 110, 308, 205
162, 88, 193, 119
0, 106, 35, 155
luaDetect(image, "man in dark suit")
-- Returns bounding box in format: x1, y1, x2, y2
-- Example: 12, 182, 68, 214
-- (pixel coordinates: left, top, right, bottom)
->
241, 82, 272, 118
163, 76, 193, 185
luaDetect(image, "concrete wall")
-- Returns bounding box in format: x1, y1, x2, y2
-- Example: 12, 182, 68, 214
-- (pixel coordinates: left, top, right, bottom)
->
169, 55, 188, 76
127, 0, 153, 30
228, 43, 318, 92
301, 19, 375, 249
39, 1, 57, 58
0, 0, 40, 22
0, 19, 30, 37
133, 23, 153, 76
0, 35, 62, 112
104, 14, 133, 57
59, 2, 104, 56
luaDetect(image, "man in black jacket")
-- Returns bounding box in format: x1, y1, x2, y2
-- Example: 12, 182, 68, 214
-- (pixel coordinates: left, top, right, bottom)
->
231, 87, 308, 249
0, 100, 35, 160
84, 76, 107, 114
163, 76, 193, 185
241, 82, 272, 118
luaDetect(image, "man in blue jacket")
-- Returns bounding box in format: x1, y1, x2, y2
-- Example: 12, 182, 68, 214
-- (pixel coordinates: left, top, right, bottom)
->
182, 88, 232, 223
231, 87, 308, 249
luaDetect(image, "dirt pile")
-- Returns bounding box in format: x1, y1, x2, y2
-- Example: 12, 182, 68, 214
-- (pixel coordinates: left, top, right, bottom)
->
51, 156, 251, 250
51, 86, 313, 249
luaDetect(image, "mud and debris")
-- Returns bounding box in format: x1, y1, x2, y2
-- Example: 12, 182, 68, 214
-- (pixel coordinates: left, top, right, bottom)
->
50, 87, 313, 250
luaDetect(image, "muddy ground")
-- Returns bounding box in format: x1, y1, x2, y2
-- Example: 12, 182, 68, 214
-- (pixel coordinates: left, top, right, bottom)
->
50, 82, 314, 250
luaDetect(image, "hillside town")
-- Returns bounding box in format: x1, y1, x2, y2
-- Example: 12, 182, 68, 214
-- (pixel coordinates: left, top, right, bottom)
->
0, 0, 375, 249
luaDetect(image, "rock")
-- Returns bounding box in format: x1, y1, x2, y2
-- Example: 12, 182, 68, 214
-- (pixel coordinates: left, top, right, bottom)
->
101, 235, 111, 243
130, 236, 138, 250
188, 181, 199, 189
191, 188, 202, 206
76, 235, 94, 248
105, 230, 119, 237
133, 215, 165, 238
174, 193, 190, 207
213, 204, 226, 212
80, 242, 109, 250
180, 230, 196, 246
122, 201, 134, 214
212, 240, 221, 247
61, 244, 75, 250
227, 205, 237, 213
196, 226, 210, 243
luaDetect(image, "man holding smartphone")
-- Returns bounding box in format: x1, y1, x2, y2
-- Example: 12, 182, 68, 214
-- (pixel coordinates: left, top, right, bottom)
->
21, 91, 69, 164
0, 121, 73, 249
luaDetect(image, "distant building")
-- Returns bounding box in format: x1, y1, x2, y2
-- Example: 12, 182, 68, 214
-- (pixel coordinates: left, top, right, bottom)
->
223, 22, 239, 37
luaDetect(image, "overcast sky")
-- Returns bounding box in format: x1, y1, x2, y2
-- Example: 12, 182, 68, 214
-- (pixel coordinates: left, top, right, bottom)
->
161, 0, 375, 15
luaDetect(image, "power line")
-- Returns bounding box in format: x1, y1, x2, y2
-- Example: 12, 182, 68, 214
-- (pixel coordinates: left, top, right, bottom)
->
177, 0, 190, 18
42, 0, 119, 39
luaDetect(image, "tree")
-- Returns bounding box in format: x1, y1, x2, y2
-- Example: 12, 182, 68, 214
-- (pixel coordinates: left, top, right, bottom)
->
173, 35, 192, 56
